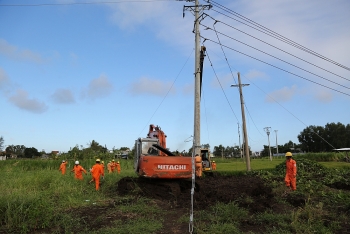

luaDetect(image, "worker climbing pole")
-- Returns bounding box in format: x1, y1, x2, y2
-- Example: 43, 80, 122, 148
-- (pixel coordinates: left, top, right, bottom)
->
183, 0, 212, 233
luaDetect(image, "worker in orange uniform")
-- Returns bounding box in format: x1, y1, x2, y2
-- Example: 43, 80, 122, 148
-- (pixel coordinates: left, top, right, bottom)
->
212, 161, 217, 170
71, 161, 87, 180
285, 152, 297, 191
195, 154, 202, 177
107, 161, 112, 173
111, 159, 116, 173
89, 159, 105, 190
59, 160, 68, 175
116, 161, 121, 174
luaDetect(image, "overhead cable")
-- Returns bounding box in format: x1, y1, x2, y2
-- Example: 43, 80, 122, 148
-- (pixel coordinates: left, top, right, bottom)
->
204, 50, 240, 123
138, 49, 194, 137
201, 36, 350, 97
208, 3, 350, 72
203, 14, 350, 83
202, 23, 350, 91
210, 22, 266, 138
0, 0, 175, 7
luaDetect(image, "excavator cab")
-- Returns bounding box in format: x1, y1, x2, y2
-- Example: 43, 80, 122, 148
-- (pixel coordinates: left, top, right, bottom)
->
200, 148, 212, 172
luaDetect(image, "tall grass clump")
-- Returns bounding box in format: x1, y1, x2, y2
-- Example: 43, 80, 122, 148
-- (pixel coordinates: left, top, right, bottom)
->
0, 159, 114, 233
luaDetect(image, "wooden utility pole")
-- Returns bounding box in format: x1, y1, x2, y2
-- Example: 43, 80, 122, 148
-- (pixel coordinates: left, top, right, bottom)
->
231, 72, 251, 171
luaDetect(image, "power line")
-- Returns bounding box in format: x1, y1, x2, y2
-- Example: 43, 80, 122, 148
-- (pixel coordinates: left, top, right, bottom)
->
202, 14, 350, 83
204, 50, 240, 123
201, 22, 350, 91
208, 2, 350, 72
210, 22, 267, 139
201, 36, 350, 97
0, 0, 175, 7
138, 48, 194, 137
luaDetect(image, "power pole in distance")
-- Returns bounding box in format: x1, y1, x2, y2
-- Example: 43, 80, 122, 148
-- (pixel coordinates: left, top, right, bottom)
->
274, 130, 279, 157
231, 72, 251, 171
264, 127, 272, 161
237, 123, 243, 159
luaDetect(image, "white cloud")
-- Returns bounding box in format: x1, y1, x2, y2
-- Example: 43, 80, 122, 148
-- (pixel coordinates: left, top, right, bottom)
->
312, 88, 333, 103
8, 89, 48, 113
182, 82, 194, 95
265, 85, 297, 103
108, 1, 167, 30
51, 88, 75, 104
244, 70, 269, 81
0, 38, 47, 63
0, 67, 10, 90
82, 74, 113, 100
211, 73, 235, 89
129, 77, 175, 96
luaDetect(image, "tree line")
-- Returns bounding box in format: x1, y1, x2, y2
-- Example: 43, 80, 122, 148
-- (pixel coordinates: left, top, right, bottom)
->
211, 122, 349, 157
1, 122, 348, 159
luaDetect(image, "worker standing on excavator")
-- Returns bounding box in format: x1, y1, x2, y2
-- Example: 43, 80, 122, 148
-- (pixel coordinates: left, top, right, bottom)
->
285, 152, 297, 191
89, 159, 104, 190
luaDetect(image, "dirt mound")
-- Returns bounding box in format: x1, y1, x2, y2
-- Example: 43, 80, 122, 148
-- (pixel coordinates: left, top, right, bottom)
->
117, 174, 274, 213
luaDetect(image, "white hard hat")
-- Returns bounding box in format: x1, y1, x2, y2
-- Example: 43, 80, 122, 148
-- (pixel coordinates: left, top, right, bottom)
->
75, 161, 79, 164
62, 160, 65, 163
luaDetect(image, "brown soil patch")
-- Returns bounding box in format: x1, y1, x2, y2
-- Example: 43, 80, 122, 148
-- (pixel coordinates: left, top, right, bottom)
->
117, 174, 288, 234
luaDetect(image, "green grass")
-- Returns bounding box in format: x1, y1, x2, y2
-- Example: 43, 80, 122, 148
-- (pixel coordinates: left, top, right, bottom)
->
1, 155, 350, 233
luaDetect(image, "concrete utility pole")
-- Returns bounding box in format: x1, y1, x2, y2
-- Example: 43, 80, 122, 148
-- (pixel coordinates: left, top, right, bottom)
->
193, 0, 201, 157
264, 127, 272, 161
237, 123, 243, 159
274, 130, 279, 156
183, 2, 212, 233
183, 0, 211, 157
231, 72, 251, 171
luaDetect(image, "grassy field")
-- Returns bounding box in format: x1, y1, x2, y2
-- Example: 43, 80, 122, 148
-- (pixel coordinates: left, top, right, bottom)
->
1, 155, 350, 233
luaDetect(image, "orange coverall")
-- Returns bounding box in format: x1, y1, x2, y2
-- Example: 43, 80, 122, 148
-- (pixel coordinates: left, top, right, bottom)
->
285, 158, 297, 190
107, 162, 112, 173
90, 163, 104, 190
212, 162, 217, 170
59, 162, 67, 175
116, 162, 121, 174
111, 161, 116, 172
71, 165, 87, 180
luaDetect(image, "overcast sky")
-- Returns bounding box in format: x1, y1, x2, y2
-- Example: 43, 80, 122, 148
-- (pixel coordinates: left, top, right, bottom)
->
0, 0, 349, 153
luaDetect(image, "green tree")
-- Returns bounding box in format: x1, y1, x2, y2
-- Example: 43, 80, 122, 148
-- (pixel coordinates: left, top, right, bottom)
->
6, 145, 26, 157
298, 122, 349, 152
24, 147, 40, 158
88, 140, 107, 153
213, 144, 225, 157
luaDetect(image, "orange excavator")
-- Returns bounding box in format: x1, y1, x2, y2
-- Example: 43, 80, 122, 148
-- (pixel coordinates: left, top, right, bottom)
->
134, 124, 212, 179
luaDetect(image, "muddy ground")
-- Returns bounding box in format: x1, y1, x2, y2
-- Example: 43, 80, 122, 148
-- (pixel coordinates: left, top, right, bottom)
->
116, 174, 290, 234
31, 173, 349, 233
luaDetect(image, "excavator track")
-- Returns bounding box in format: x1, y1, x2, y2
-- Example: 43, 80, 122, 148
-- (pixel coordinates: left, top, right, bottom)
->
117, 177, 199, 199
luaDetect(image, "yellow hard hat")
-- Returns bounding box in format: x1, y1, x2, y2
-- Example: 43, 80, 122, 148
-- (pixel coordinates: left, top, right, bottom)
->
102, 161, 104, 164
285, 152, 293, 157
96, 159, 101, 162
117, 161, 120, 163
112, 159, 115, 161
213, 161, 215, 163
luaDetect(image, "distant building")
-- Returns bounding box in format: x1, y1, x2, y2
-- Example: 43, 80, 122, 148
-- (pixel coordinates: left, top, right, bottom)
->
51, 150, 59, 155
